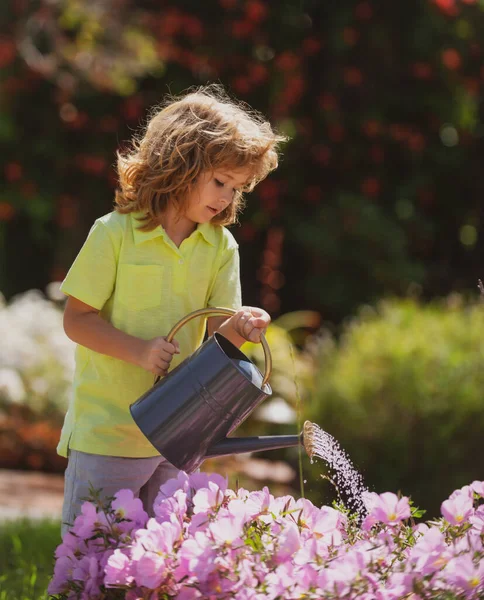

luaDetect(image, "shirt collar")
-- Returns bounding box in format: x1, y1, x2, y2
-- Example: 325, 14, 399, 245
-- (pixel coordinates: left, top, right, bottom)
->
131, 213, 217, 247
131, 213, 165, 245
195, 222, 217, 246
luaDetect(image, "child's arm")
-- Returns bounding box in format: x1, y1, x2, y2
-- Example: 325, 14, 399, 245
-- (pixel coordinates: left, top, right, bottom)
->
208, 307, 270, 348
64, 296, 179, 377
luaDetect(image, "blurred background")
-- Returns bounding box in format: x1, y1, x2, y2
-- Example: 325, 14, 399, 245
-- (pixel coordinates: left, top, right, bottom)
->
1, 0, 484, 525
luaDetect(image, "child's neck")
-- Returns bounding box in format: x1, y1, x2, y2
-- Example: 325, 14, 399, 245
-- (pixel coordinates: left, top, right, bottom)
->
159, 208, 197, 248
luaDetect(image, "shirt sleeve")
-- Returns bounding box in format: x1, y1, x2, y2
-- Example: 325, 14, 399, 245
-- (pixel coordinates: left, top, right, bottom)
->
60, 219, 119, 310
208, 244, 242, 311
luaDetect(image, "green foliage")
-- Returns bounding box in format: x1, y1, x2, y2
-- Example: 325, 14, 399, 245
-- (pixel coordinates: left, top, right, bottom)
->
0, 518, 59, 600
306, 295, 484, 516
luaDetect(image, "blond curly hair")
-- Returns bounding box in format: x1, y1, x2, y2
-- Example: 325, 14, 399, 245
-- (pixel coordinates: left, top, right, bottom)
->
115, 84, 286, 230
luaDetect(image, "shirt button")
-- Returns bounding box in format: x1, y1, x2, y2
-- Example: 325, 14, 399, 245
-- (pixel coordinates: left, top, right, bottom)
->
179, 259, 184, 265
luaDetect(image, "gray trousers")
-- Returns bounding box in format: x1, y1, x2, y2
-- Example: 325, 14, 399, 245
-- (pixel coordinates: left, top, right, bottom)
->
61, 450, 179, 537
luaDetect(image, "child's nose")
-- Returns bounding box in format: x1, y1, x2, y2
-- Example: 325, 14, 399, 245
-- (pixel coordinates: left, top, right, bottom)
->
220, 190, 232, 205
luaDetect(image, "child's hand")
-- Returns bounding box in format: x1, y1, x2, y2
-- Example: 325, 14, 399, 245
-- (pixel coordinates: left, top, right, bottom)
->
233, 306, 271, 343
140, 336, 180, 377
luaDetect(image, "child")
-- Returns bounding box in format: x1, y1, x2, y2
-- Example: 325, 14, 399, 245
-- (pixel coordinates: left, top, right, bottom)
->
58, 84, 286, 535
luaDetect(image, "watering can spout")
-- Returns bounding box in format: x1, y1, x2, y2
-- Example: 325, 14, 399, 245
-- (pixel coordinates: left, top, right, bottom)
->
205, 433, 303, 459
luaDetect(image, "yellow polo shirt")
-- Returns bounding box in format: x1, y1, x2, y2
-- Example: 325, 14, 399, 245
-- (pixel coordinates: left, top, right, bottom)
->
57, 210, 242, 458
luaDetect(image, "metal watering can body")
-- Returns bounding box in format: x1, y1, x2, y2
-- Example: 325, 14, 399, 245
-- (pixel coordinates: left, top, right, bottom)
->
130, 308, 301, 473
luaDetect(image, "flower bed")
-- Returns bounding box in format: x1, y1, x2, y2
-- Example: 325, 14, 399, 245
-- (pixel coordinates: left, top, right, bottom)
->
49, 473, 484, 599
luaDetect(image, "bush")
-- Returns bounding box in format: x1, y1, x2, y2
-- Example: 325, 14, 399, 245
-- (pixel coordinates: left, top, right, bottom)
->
306, 296, 484, 517
0, 289, 74, 470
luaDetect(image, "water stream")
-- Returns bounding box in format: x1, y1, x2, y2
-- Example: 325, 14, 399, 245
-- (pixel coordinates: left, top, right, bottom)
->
303, 420, 368, 518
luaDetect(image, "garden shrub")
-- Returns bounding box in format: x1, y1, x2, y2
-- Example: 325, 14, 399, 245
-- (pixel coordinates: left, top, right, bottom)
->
306, 295, 484, 517
0, 289, 74, 470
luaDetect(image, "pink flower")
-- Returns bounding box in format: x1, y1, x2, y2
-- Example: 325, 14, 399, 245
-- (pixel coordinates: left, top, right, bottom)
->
443, 554, 484, 595
47, 555, 76, 594
188, 472, 227, 494
409, 526, 450, 575
471, 480, 484, 498
469, 505, 484, 533
177, 531, 217, 580
175, 588, 202, 599
71, 501, 108, 538
154, 489, 187, 525
104, 549, 134, 586
131, 519, 181, 588
208, 512, 244, 546
156, 471, 190, 500
111, 489, 148, 526
273, 521, 301, 563
71, 555, 102, 597
362, 492, 411, 528
243, 487, 273, 518
441, 490, 474, 525
192, 481, 225, 514
297, 501, 345, 545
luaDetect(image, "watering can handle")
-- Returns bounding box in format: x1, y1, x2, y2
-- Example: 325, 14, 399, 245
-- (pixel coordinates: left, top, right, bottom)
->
155, 307, 272, 387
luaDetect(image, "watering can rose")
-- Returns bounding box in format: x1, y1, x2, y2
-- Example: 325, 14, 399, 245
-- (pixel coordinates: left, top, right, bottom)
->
49, 472, 484, 599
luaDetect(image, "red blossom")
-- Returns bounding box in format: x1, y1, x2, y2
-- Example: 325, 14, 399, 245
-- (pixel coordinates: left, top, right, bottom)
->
50, 266, 67, 281
74, 155, 107, 176
433, 0, 459, 16
5, 162, 22, 183
275, 52, 300, 72
312, 145, 331, 165
0, 37, 16, 68
57, 196, 78, 229
282, 75, 305, 106
232, 76, 251, 95
0, 202, 15, 221
219, 0, 237, 8
344, 67, 363, 86
238, 223, 257, 242
231, 20, 254, 39
465, 78, 479, 96
355, 2, 373, 20
305, 186, 322, 204
160, 10, 183, 36
99, 116, 119, 133
343, 28, 359, 46
318, 93, 337, 111
121, 97, 144, 121
183, 15, 204, 39
21, 182, 36, 198
303, 37, 323, 56
245, 0, 268, 23
328, 124, 345, 143
361, 177, 380, 197
442, 48, 461, 70
248, 63, 268, 84
64, 112, 89, 131
370, 145, 385, 164
412, 62, 433, 79
362, 120, 382, 137
407, 132, 426, 153
258, 179, 280, 203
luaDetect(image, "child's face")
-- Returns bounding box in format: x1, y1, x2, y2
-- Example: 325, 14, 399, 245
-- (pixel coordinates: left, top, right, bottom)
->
184, 167, 252, 224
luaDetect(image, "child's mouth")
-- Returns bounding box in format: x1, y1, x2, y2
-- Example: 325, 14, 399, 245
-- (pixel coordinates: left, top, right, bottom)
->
207, 206, 218, 215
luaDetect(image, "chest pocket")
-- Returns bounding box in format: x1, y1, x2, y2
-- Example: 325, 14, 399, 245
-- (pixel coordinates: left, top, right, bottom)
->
117, 264, 164, 311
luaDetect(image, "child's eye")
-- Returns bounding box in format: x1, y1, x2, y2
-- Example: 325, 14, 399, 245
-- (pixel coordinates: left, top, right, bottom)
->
214, 178, 225, 187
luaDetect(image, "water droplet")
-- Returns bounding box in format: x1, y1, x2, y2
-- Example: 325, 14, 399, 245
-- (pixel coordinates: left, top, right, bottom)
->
303, 421, 368, 518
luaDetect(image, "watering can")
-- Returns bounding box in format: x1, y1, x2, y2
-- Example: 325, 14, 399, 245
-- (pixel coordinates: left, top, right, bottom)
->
130, 307, 304, 473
